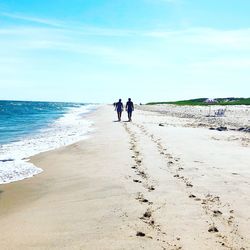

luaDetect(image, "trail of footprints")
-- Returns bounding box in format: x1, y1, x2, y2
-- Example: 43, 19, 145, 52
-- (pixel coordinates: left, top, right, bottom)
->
123, 123, 181, 250
131, 122, 247, 250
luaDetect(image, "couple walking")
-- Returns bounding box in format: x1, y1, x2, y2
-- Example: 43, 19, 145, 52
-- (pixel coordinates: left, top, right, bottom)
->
115, 98, 134, 122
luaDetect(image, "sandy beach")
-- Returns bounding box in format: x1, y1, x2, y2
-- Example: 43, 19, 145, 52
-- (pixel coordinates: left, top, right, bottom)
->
0, 104, 249, 250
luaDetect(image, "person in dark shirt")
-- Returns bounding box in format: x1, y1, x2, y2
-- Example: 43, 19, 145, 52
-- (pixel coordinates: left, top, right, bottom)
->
125, 98, 134, 122
115, 99, 123, 121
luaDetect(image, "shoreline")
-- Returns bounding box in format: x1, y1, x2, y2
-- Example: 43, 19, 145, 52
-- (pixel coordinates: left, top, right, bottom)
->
0, 104, 249, 249
0, 104, 97, 185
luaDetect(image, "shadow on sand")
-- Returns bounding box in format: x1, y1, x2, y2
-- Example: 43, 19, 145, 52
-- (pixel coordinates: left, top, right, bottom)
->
112, 120, 131, 123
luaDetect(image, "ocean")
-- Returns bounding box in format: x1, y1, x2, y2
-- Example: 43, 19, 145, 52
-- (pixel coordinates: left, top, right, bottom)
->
0, 100, 97, 184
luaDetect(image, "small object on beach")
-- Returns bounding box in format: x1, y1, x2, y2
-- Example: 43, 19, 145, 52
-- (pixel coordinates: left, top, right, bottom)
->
209, 127, 216, 130
0, 158, 14, 162
208, 226, 219, 233
238, 127, 250, 133
136, 231, 146, 237
159, 123, 164, 127
216, 126, 227, 131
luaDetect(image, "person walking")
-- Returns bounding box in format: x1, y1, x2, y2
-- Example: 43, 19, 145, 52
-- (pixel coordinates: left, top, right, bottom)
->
115, 99, 123, 121
126, 98, 134, 122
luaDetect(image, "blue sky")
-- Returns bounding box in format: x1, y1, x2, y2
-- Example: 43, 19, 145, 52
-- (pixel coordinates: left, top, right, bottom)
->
0, 0, 250, 103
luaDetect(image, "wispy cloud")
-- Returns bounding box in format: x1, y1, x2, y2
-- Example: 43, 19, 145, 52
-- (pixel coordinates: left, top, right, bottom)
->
1, 12, 64, 27
145, 27, 250, 50
1, 12, 250, 77
2, 11, 250, 51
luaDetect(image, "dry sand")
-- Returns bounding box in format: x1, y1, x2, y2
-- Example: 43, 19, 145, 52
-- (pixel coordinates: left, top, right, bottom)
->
0, 104, 249, 250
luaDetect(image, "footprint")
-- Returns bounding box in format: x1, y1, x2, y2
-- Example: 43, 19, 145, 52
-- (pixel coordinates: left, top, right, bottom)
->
133, 179, 142, 183
136, 231, 146, 237
148, 186, 155, 191
143, 210, 152, 219
213, 210, 223, 216
189, 194, 196, 198
232, 173, 239, 175
138, 171, 147, 179
136, 193, 150, 203
208, 226, 219, 233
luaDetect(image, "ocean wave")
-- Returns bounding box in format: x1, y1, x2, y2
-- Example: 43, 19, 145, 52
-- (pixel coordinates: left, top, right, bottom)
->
0, 104, 97, 184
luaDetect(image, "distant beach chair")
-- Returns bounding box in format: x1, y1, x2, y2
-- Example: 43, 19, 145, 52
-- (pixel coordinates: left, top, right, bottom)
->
214, 108, 226, 117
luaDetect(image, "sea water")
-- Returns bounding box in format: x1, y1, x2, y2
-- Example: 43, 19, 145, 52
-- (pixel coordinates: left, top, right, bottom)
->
0, 100, 97, 184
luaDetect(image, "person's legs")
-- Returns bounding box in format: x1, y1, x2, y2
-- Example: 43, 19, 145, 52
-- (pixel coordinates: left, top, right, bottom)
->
118, 111, 122, 121
128, 111, 132, 121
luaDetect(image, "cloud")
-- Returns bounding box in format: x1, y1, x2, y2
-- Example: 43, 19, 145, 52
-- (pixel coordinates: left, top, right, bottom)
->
187, 58, 250, 72
0, 12, 64, 27
145, 27, 250, 50
1, 12, 250, 75
2, 11, 250, 51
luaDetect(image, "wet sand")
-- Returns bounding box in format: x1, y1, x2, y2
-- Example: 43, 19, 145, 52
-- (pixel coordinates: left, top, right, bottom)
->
0, 105, 249, 249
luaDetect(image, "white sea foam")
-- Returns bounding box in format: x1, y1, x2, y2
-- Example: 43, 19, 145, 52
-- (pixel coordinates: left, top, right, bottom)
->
0, 104, 98, 184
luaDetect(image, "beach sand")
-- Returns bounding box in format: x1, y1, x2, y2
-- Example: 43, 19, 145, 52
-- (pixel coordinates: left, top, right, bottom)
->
0, 105, 249, 249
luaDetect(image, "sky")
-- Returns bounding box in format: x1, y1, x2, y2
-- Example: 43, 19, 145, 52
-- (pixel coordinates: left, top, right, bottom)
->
0, 0, 250, 103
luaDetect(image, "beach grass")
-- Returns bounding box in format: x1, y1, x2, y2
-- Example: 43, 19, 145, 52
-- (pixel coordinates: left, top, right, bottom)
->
147, 97, 250, 106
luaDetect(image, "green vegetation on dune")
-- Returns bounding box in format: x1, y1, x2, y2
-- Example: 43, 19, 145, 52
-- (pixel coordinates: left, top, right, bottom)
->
146, 98, 250, 106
